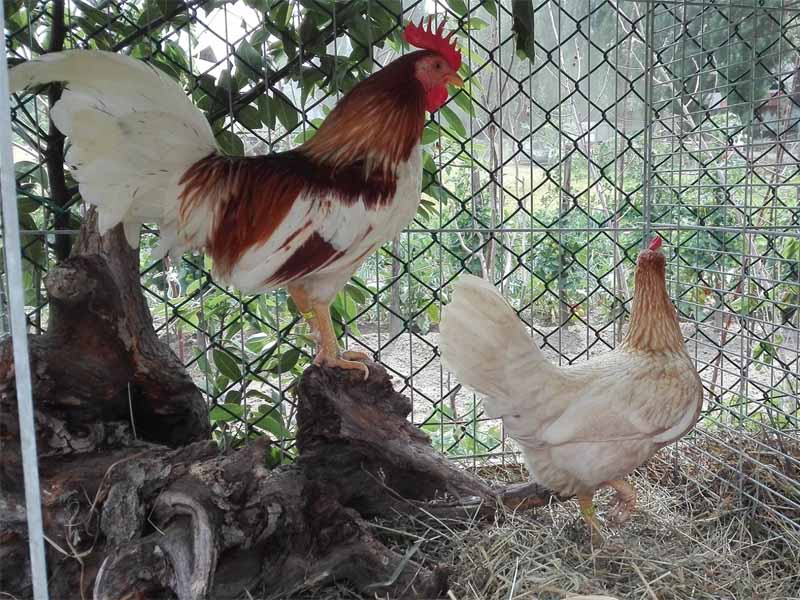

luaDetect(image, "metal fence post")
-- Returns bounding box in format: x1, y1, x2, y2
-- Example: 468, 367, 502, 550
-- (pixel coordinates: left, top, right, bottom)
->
1, 2, 50, 598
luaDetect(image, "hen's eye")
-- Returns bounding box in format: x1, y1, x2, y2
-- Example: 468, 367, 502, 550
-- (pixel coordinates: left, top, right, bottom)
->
435, 62, 442, 69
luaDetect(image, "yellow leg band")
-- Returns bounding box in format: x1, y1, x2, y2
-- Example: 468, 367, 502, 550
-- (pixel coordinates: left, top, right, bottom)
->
581, 503, 596, 519
300, 309, 316, 320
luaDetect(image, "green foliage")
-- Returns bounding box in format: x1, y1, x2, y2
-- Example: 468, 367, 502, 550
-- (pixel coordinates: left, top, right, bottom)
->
7, 0, 799, 461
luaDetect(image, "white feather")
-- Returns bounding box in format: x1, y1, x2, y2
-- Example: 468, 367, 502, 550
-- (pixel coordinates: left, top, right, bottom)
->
226, 145, 424, 299
10, 50, 217, 252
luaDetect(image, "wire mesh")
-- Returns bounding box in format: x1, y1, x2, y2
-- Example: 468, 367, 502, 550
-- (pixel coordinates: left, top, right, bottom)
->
3, 0, 798, 538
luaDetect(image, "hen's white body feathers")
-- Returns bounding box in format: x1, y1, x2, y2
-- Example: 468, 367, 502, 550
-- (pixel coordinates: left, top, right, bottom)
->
440, 275, 702, 497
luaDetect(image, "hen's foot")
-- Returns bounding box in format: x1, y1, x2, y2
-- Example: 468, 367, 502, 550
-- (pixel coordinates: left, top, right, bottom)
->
578, 494, 604, 546
606, 479, 636, 525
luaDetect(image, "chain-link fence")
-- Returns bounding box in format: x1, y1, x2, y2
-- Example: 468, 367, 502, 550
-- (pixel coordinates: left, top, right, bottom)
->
4, 0, 799, 535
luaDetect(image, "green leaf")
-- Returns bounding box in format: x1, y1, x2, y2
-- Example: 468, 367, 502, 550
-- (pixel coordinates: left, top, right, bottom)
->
464, 17, 489, 31
19, 213, 45, 268
209, 403, 244, 423
149, 59, 182, 81
236, 105, 261, 130
481, 0, 498, 17
270, 1, 291, 27
271, 348, 300, 374
74, 0, 111, 27
164, 40, 189, 72
348, 15, 373, 48
257, 95, 276, 129
251, 409, 287, 439
422, 122, 442, 145
447, 0, 468, 16
213, 348, 242, 381
235, 40, 263, 79
3, 0, 23, 19
224, 390, 242, 405
246, 332, 274, 353
345, 282, 367, 304
512, 0, 536, 62
440, 105, 466, 138
136, 0, 162, 27
272, 93, 299, 130
217, 68, 237, 93
246, 389, 273, 401
426, 303, 441, 325
452, 90, 475, 117
215, 130, 244, 156
18, 197, 40, 215
293, 128, 317, 145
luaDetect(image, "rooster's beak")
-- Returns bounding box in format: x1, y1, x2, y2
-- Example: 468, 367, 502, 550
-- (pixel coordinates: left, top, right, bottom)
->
446, 73, 464, 88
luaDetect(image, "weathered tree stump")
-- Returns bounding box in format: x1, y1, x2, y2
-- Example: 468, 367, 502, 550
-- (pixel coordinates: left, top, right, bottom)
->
0, 213, 505, 600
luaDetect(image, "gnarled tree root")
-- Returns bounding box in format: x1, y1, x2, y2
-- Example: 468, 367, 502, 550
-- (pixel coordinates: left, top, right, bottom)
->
0, 217, 557, 600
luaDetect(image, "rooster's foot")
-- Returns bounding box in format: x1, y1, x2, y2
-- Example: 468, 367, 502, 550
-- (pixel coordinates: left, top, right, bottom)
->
314, 353, 369, 380
341, 350, 370, 362
606, 479, 637, 525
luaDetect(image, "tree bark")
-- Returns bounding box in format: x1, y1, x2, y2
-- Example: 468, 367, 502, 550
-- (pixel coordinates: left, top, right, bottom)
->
0, 212, 544, 600
1, 360, 498, 600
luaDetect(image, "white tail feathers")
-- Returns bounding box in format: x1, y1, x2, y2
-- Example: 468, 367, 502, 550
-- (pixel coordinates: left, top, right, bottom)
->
10, 50, 217, 254
440, 275, 546, 416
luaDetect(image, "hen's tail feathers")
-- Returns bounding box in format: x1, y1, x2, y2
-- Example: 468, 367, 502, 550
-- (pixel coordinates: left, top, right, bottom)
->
440, 275, 546, 416
10, 50, 217, 256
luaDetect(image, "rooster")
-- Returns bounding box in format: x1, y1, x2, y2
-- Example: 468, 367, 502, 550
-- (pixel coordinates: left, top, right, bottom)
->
439, 237, 703, 541
10, 19, 462, 378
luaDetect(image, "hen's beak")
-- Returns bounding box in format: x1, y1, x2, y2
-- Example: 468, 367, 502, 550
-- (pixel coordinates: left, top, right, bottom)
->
446, 73, 464, 88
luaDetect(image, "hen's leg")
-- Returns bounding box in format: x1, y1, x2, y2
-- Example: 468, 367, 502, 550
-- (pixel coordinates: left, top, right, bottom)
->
287, 284, 369, 380
577, 493, 604, 545
606, 479, 636, 525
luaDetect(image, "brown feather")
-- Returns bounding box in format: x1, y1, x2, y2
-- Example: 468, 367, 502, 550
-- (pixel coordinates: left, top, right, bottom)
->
178, 52, 429, 279
622, 250, 686, 353
268, 231, 343, 285
301, 52, 428, 177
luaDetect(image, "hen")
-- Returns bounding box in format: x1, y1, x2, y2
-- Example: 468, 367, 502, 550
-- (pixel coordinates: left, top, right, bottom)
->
10, 19, 462, 378
439, 237, 703, 541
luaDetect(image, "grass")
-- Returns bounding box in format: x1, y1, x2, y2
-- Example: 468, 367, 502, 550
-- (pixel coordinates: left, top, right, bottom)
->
289, 431, 800, 600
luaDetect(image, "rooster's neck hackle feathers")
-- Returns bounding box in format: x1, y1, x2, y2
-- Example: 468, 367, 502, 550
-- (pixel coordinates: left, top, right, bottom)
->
301, 53, 427, 177
622, 249, 685, 353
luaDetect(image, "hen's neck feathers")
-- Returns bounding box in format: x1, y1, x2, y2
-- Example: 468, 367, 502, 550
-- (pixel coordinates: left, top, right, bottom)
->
622, 252, 686, 353
301, 52, 427, 176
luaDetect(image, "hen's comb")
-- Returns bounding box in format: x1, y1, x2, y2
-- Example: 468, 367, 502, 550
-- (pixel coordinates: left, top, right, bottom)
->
404, 17, 461, 72
649, 236, 663, 251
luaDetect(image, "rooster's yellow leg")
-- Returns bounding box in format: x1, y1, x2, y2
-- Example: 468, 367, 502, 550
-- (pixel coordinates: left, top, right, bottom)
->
312, 304, 369, 379
606, 479, 636, 525
287, 284, 369, 380
577, 493, 604, 546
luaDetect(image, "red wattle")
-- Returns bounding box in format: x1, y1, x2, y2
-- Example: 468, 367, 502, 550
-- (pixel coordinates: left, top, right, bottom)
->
425, 86, 448, 113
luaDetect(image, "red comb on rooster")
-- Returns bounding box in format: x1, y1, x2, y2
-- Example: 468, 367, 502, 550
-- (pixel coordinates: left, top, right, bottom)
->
404, 17, 462, 71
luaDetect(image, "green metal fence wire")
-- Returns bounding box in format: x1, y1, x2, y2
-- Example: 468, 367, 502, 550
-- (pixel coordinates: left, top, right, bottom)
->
4, 0, 799, 531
